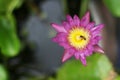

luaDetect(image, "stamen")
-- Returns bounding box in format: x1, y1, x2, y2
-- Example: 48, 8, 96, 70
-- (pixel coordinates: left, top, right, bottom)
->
68, 27, 90, 49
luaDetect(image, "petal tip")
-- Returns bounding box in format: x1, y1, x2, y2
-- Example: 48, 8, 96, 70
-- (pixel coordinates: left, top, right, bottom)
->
50, 23, 54, 26
94, 45, 104, 54
81, 60, 87, 66
84, 11, 90, 18
66, 14, 73, 21
98, 49, 104, 54
98, 24, 105, 28
73, 14, 80, 21
81, 11, 90, 26
66, 14, 71, 18
62, 56, 69, 63
86, 11, 90, 15
73, 14, 79, 18
62, 50, 73, 63
50, 23, 56, 27
62, 58, 66, 63
79, 54, 87, 66
101, 24, 105, 28
51, 23, 57, 28
83, 63, 87, 66
51, 23, 67, 32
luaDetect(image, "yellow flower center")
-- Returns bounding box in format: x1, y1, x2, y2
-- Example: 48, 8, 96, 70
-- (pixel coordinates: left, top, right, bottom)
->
67, 27, 90, 50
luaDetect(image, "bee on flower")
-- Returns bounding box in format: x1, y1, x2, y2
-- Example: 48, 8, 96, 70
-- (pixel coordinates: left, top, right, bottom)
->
51, 12, 104, 66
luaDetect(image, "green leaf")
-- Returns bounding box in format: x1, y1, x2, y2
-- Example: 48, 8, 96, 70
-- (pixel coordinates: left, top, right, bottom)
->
103, 0, 120, 17
115, 76, 120, 80
49, 54, 113, 80
0, 64, 8, 80
0, 14, 21, 57
0, 0, 23, 13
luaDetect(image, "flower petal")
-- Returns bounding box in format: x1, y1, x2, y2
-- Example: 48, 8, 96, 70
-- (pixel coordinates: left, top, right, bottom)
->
90, 36, 102, 45
81, 12, 90, 27
62, 50, 74, 62
62, 21, 71, 31
51, 23, 67, 33
91, 24, 104, 37
66, 14, 73, 21
86, 22, 95, 30
84, 48, 92, 56
73, 15, 80, 26
52, 32, 67, 43
93, 45, 104, 53
79, 54, 86, 66
51, 12, 104, 66
66, 15, 74, 26
91, 24, 104, 32
74, 52, 80, 60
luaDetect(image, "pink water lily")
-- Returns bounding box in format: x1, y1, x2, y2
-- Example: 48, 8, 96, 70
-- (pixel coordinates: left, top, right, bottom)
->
51, 12, 104, 66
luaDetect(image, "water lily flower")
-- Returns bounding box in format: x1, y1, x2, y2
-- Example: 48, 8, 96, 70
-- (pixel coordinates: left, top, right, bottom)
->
51, 12, 104, 66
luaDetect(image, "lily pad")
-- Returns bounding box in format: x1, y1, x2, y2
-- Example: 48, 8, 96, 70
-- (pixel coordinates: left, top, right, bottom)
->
49, 54, 114, 80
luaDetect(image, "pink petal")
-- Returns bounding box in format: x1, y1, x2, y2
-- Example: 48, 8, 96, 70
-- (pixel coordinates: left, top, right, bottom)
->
62, 50, 74, 62
91, 29, 103, 37
52, 32, 67, 43
91, 24, 104, 37
51, 23, 67, 33
74, 52, 80, 60
84, 49, 92, 56
90, 36, 102, 45
56, 32, 67, 41
69, 48, 76, 53
84, 45, 93, 56
73, 15, 80, 26
66, 15, 74, 26
62, 21, 71, 31
86, 22, 95, 30
91, 24, 104, 32
87, 44, 93, 51
91, 31, 100, 37
52, 37, 66, 43
66, 14, 73, 22
93, 45, 104, 53
79, 54, 86, 66
81, 12, 90, 27
94, 36, 102, 40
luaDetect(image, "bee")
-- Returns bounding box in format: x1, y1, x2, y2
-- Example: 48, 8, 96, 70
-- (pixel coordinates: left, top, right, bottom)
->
80, 35, 86, 40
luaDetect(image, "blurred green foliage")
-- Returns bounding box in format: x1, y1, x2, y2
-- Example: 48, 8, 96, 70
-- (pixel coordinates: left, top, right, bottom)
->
0, 14, 20, 57
0, 0, 22, 79
49, 54, 114, 80
116, 76, 120, 80
103, 0, 120, 17
0, 0, 120, 80
0, 64, 8, 80
0, 0, 23, 13
0, 0, 22, 57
